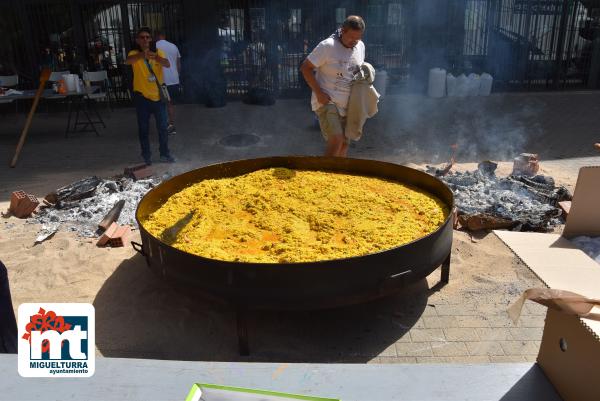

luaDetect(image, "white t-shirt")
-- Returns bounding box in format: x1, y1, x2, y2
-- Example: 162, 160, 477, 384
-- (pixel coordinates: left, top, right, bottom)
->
307, 37, 365, 116
156, 39, 181, 86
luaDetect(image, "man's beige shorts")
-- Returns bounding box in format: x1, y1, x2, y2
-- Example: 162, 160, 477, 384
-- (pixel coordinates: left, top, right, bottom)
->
315, 104, 347, 142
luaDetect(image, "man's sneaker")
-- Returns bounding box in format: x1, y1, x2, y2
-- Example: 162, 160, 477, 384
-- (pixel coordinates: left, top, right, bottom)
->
159, 155, 176, 163
167, 124, 176, 135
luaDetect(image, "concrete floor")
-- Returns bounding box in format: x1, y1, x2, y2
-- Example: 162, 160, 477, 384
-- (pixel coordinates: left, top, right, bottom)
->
2, 91, 600, 198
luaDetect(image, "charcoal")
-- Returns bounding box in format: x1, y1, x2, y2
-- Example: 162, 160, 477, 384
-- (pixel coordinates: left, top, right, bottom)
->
52, 176, 102, 207
477, 161, 498, 176
31, 175, 162, 238
439, 167, 563, 232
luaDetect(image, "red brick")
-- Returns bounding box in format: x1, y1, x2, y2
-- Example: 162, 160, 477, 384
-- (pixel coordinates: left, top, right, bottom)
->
9, 190, 39, 218
125, 164, 153, 180
558, 201, 571, 217
512, 153, 539, 176
108, 225, 131, 247
97, 223, 131, 248
96, 222, 118, 246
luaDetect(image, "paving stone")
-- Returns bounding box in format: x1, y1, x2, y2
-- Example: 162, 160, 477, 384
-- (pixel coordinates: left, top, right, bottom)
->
394, 333, 412, 343
490, 356, 527, 363
378, 356, 417, 364
518, 314, 546, 328
524, 302, 547, 316
500, 341, 540, 356
446, 356, 491, 363
456, 316, 491, 328
487, 315, 518, 328
421, 305, 439, 316
443, 328, 479, 342
509, 327, 544, 341
391, 316, 425, 330
409, 328, 446, 342
433, 304, 480, 316
422, 316, 459, 329
474, 303, 503, 315
395, 342, 433, 357
475, 327, 513, 341
375, 343, 398, 357
430, 342, 469, 357
466, 341, 505, 356
416, 357, 449, 363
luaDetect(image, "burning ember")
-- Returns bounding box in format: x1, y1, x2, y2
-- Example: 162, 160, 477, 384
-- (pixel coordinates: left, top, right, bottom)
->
432, 161, 571, 232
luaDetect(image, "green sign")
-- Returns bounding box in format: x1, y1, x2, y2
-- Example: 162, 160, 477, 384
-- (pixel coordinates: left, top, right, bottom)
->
185, 383, 340, 401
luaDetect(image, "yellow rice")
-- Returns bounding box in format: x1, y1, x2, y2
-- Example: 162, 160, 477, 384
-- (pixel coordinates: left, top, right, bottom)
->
142, 168, 449, 263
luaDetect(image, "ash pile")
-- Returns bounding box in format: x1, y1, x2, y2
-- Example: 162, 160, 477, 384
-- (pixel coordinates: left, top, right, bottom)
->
32, 173, 164, 240
429, 157, 571, 232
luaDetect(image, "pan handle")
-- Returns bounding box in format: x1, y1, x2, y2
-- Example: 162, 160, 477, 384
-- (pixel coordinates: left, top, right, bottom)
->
379, 269, 413, 295
131, 241, 145, 256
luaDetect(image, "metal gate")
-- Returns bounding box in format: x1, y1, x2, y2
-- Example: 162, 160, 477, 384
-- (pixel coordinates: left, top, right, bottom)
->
215, 0, 414, 97
3, 0, 600, 98
78, 0, 185, 100
462, 0, 600, 89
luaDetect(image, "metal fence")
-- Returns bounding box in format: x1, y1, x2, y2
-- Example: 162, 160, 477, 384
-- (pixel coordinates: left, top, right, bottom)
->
463, 0, 600, 89
2, 0, 600, 100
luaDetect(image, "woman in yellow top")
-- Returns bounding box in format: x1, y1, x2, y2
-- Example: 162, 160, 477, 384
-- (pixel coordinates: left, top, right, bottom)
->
126, 27, 175, 165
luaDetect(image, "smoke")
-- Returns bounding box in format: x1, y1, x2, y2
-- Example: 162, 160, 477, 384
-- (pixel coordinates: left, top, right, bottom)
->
372, 93, 544, 165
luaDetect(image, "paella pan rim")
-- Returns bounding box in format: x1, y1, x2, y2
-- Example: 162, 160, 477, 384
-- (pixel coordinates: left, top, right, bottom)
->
135, 155, 455, 268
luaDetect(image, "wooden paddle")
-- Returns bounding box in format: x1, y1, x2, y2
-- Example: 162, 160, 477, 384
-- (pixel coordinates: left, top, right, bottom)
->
10, 68, 52, 168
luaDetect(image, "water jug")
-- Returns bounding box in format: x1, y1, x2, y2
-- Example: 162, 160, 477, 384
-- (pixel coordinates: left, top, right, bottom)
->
479, 73, 493, 96
428, 68, 446, 98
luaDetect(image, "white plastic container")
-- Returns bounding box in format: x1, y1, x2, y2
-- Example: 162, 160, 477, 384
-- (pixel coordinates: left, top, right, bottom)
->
62, 74, 78, 92
467, 73, 480, 96
479, 73, 493, 96
428, 68, 446, 98
373, 68, 388, 98
456, 73, 468, 97
446, 73, 457, 97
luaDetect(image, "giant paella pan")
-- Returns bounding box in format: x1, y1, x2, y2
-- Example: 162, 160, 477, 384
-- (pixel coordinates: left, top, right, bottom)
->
133, 156, 454, 310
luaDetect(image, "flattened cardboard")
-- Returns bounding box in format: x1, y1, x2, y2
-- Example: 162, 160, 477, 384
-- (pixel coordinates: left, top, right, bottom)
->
493, 231, 600, 292
538, 309, 600, 401
495, 166, 600, 400
563, 166, 600, 238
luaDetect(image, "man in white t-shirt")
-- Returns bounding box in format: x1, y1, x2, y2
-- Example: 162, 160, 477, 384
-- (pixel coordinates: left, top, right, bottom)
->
156, 30, 182, 135
300, 15, 366, 157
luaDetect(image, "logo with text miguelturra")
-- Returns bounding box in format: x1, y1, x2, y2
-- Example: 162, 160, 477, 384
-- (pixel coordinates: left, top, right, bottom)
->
18, 303, 95, 377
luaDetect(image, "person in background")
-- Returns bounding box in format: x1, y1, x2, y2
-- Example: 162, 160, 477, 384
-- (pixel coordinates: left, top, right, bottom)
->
0, 261, 17, 354
156, 30, 182, 135
300, 16, 366, 157
126, 26, 175, 165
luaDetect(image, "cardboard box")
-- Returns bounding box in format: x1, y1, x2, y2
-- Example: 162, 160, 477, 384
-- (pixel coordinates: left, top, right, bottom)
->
496, 166, 600, 401
537, 309, 600, 401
